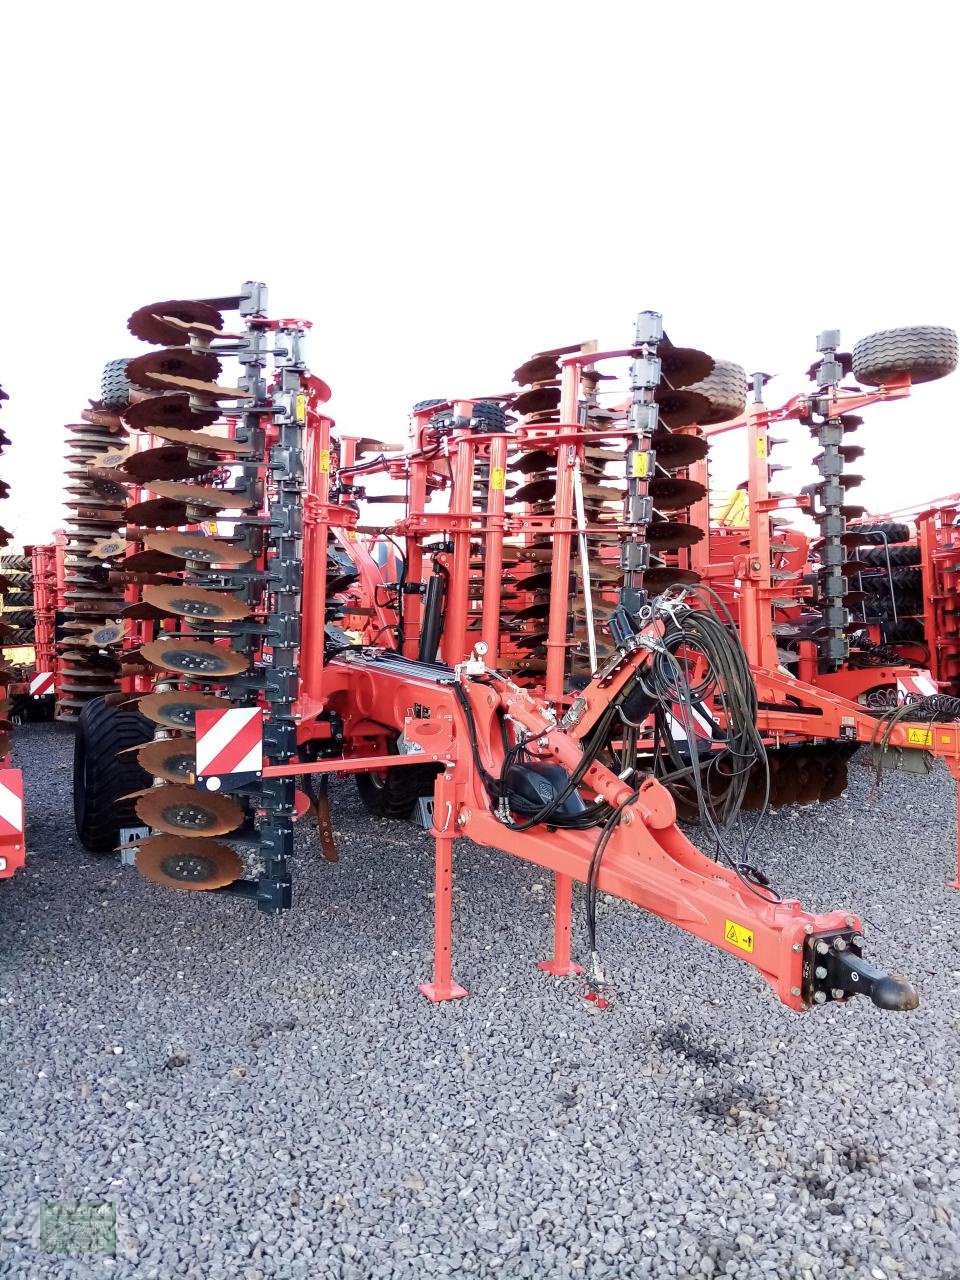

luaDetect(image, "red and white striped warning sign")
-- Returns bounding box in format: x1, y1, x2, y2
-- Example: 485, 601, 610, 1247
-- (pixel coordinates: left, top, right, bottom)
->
0, 769, 24, 837
195, 707, 263, 777
897, 671, 937, 703
30, 672, 54, 697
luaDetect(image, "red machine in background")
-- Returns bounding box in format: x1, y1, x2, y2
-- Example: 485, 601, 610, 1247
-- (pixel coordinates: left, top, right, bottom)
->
0, 383, 26, 880
69, 291, 960, 1021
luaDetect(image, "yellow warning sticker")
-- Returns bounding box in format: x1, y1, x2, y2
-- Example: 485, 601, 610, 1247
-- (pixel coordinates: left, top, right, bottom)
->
318, 448, 331, 474
724, 920, 754, 953
295, 393, 307, 423
491, 466, 506, 491
630, 451, 649, 479
908, 727, 933, 747
756, 437, 768, 459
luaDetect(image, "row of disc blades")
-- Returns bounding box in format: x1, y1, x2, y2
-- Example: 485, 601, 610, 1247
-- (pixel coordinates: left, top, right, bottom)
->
93, 299, 263, 888
481, 344, 714, 682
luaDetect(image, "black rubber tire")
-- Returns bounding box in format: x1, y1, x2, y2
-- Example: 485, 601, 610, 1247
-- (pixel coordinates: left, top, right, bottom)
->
686, 360, 748, 425
100, 358, 132, 410
859, 544, 921, 568
854, 521, 911, 546
471, 401, 509, 433
0, 555, 30, 571
3, 591, 32, 607
2, 609, 34, 626
73, 696, 154, 853
852, 326, 958, 387
355, 744, 441, 820
884, 618, 925, 645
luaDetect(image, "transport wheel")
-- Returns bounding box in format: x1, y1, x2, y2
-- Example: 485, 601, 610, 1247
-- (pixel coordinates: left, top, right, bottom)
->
355, 741, 441, 820
99, 358, 132, 409
852, 325, 958, 386
686, 359, 747, 424
855, 521, 911, 546
0, 554, 30, 571
73, 696, 154, 852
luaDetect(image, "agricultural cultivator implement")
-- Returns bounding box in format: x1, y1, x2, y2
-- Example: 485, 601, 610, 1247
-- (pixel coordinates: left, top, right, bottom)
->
0, 383, 27, 880
71, 291, 960, 1017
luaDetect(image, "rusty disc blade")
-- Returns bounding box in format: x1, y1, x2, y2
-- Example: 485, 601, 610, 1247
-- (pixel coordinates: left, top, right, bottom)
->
135, 784, 244, 837
656, 342, 715, 390
145, 531, 252, 565
128, 299, 224, 346
125, 348, 222, 393
119, 446, 214, 484
649, 477, 707, 510
147, 480, 254, 511
136, 834, 243, 891
513, 355, 561, 385
123, 497, 189, 527
510, 449, 556, 475
513, 385, 562, 416
88, 444, 135, 469
655, 386, 712, 429
144, 585, 249, 621
121, 549, 185, 573
68, 622, 126, 646
138, 689, 231, 730
148, 425, 256, 456
118, 601, 179, 621
651, 430, 709, 469
514, 477, 556, 504
647, 521, 705, 549
136, 740, 199, 784
140, 638, 249, 677
123, 395, 220, 432
89, 536, 127, 559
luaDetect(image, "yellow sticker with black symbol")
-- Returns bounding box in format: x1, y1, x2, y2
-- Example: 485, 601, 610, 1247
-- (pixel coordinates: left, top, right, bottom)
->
319, 448, 331, 474
630, 451, 649, 479
491, 467, 506, 491
908, 727, 933, 747
724, 920, 754, 953
295, 393, 306, 423
756, 438, 768, 459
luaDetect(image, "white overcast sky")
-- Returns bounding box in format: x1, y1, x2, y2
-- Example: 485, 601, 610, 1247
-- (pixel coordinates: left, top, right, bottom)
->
1, 1, 957, 545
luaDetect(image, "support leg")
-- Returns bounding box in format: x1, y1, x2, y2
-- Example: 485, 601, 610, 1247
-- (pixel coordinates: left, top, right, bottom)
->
418, 833, 468, 1002
537, 872, 584, 976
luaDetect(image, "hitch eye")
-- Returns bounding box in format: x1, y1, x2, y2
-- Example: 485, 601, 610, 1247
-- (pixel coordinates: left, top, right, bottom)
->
806, 932, 919, 1012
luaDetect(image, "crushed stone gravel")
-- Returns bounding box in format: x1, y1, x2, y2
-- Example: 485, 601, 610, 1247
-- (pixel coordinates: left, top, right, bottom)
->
2, 721, 960, 1279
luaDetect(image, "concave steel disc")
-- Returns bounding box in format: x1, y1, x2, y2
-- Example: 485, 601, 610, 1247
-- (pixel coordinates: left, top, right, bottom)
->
120, 548, 185, 573
123, 395, 220, 433
125, 348, 222, 393
147, 480, 254, 511
138, 689, 231, 730
81, 405, 126, 430
118, 601, 179, 621
136, 835, 243, 891
513, 385, 562, 417
145, 531, 252, 566
123, 497, 189, 527
89, 445, 135, 469
649, 477, 707, 510
128, 299, 225, 346
510, 450, 556, 475
119, 446, 215, 484
148, 425, 256, 456
135, 784, 244, 837
647, 521, 705, 549
137, 739, 200, 784
513, 355, 561, 385
144, 584, 249, 621
140, 638, 249, 677
651, 430, 709, 470
514, 477, 556, 504
654, 386, 712, 429
655, 342, 715, 390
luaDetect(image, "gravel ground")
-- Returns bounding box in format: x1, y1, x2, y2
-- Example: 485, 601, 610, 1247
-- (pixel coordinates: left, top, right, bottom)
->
2, 722, 960, 1280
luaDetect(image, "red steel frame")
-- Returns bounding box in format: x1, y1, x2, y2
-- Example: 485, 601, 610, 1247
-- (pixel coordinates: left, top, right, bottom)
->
212, 362, 946, 1011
